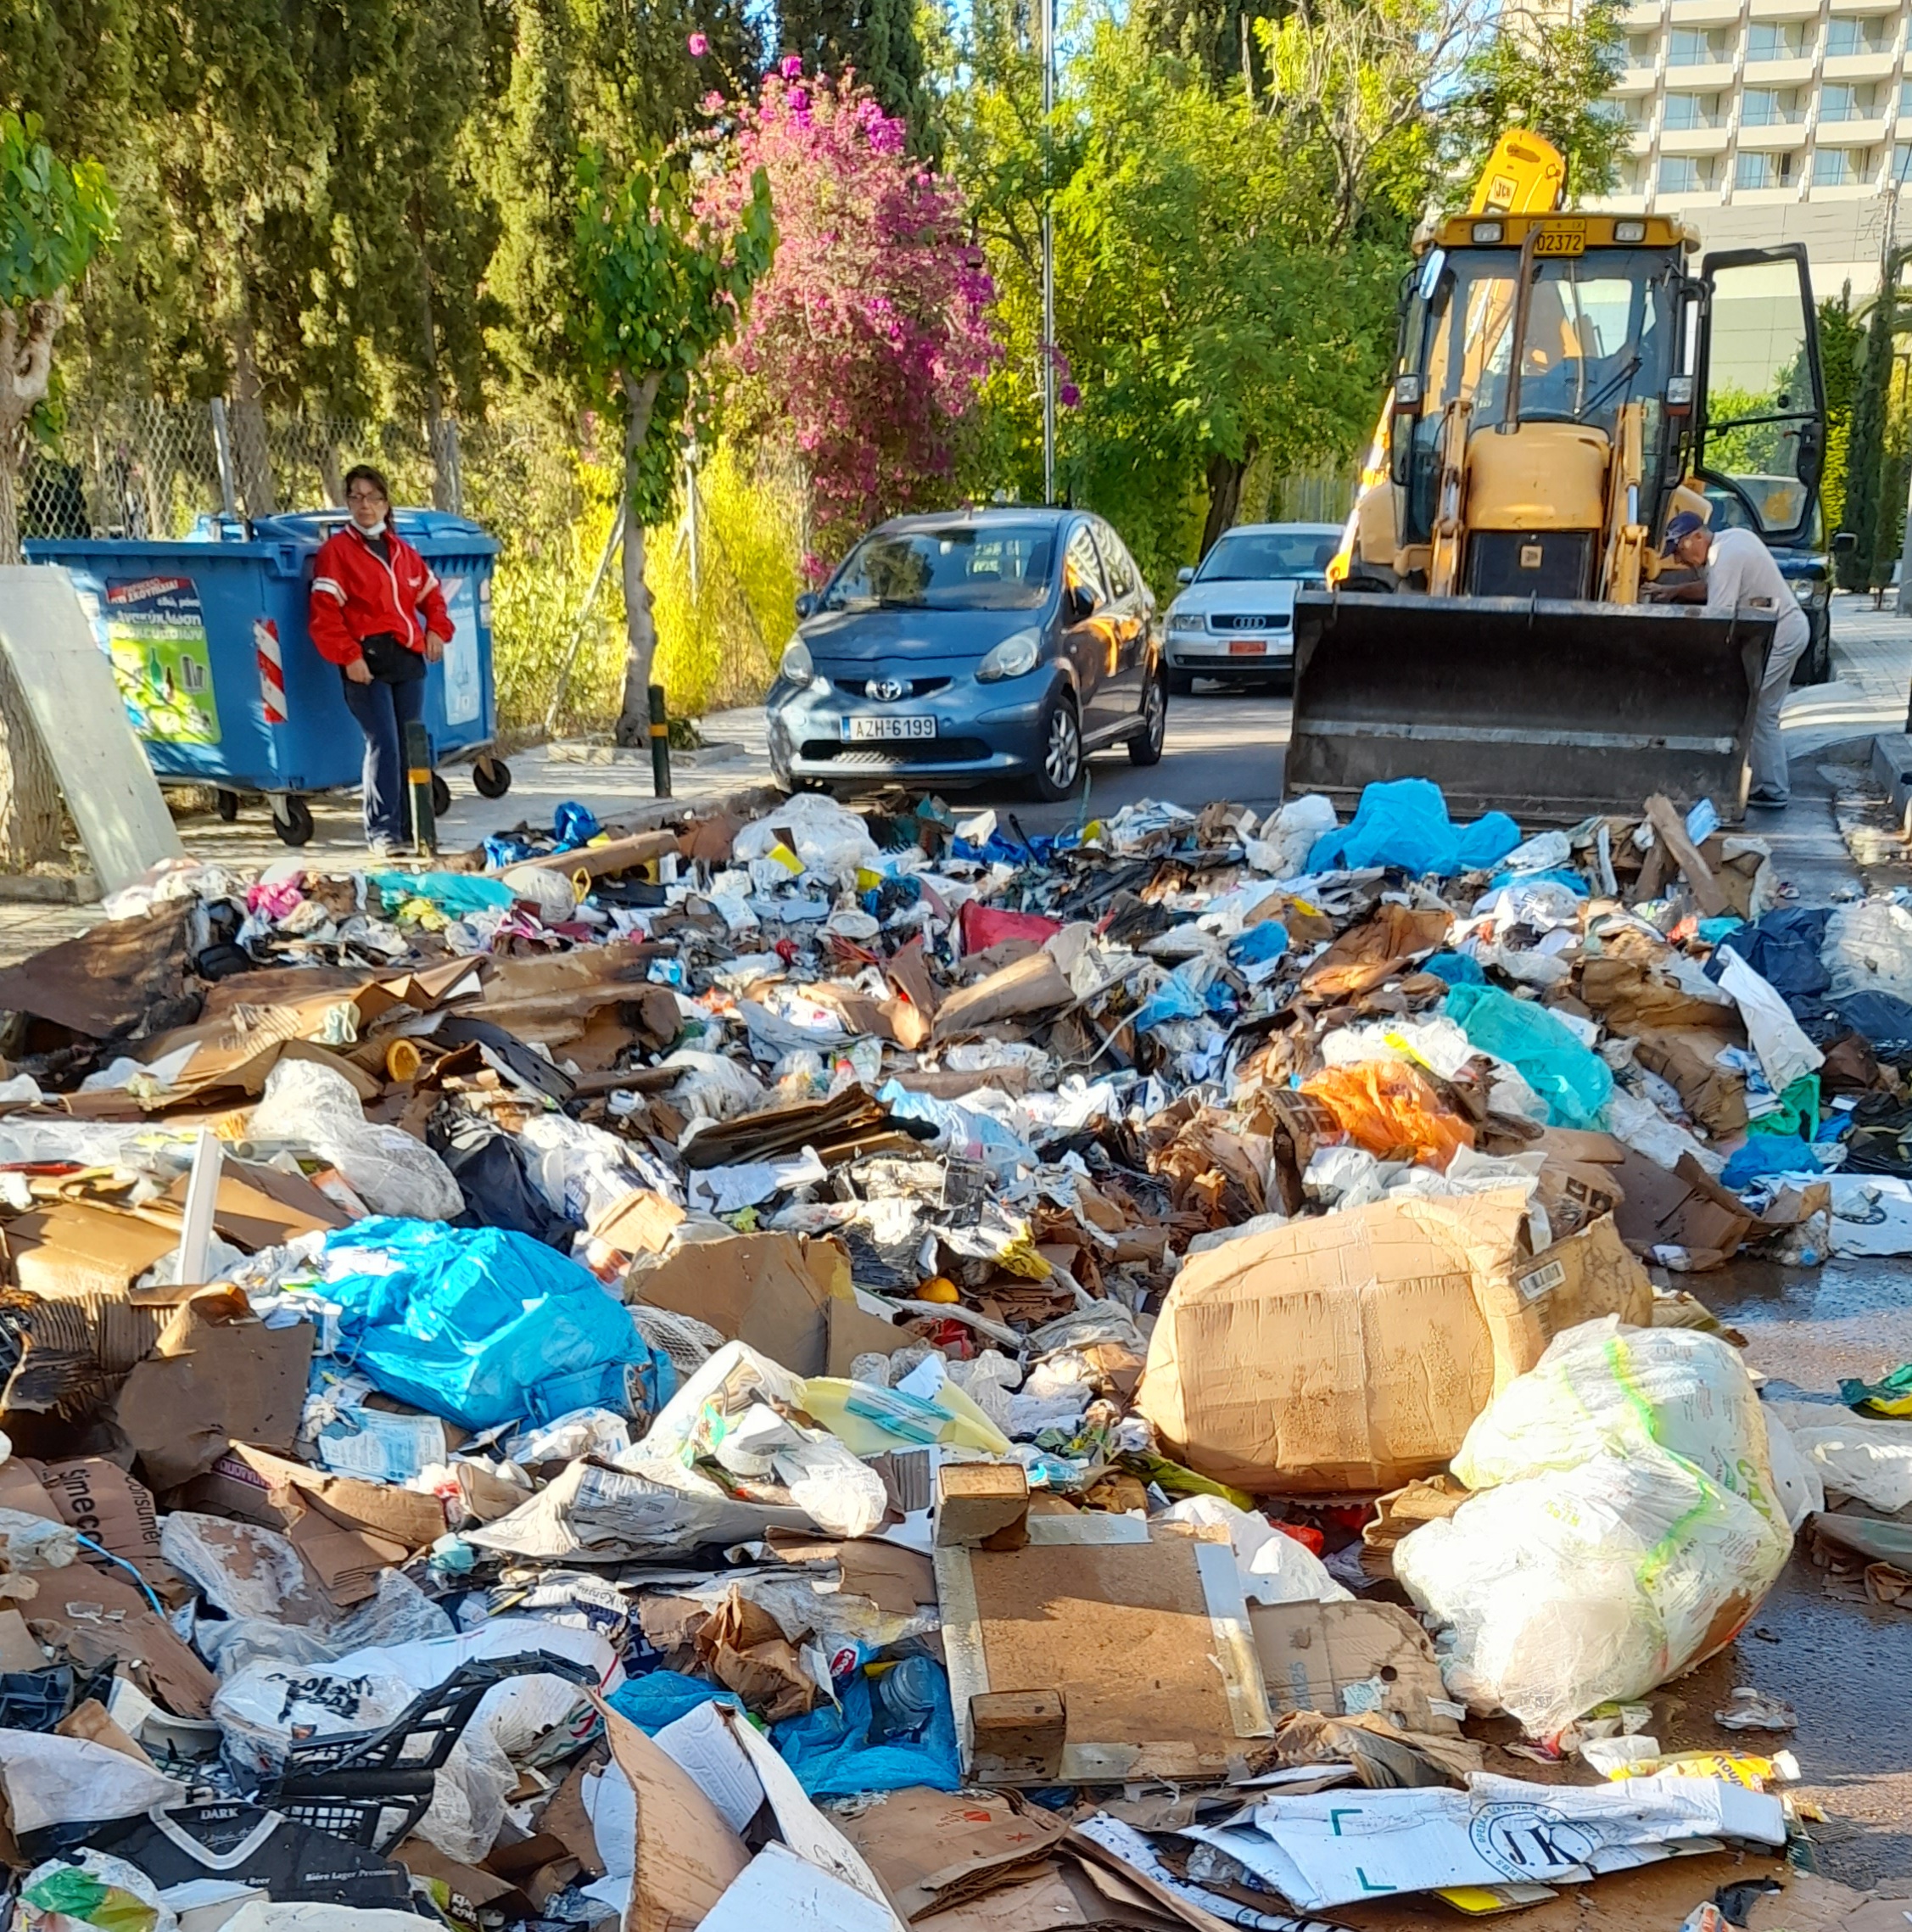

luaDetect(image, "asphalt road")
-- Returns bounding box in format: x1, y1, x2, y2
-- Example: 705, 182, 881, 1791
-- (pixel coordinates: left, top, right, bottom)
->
826, 683, 1295, 832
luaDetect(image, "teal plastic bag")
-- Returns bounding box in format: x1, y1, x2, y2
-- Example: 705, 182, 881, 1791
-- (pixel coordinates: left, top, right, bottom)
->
324, 1218, 670, 1430
1444, 983, 1613, 1128
1306, 778, 1521, 878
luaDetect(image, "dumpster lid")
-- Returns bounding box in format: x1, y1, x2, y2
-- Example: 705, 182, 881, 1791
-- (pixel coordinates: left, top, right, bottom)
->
192, 510, 498, 551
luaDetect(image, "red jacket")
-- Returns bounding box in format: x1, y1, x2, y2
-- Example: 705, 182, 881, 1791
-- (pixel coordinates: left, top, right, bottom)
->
309, 524, 453, 667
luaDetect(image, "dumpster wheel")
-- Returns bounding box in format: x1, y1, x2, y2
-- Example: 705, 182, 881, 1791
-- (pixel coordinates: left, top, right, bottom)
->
472, 755, 512, 800
271, 795, 315, 847
431, 773, 452, 817
215, 789, 241, 823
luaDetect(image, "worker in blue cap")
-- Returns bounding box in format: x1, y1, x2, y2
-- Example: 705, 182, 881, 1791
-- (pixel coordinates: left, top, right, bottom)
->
1657, 509, 1809, 809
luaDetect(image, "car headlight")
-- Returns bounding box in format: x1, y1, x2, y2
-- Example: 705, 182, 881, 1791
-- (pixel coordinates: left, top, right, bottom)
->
780, 637, 814, 686
1169, 610, 1206, 635
976, 628, 1042, 681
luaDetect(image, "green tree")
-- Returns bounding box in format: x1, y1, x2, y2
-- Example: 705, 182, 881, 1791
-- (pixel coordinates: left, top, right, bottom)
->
1818, 287, 1863, 536
569, 146, 774, 739
777, 0, 929, 134
1440, 0, 1626, 202
0, 109, 115, 864
1837, 258, 1907, 591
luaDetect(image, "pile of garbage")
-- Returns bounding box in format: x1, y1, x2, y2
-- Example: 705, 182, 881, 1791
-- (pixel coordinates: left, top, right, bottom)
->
0, 775, 1903, 1929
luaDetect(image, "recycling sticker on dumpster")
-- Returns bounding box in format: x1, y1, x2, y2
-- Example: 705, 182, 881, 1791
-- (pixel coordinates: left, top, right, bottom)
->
104, 575, 221, 744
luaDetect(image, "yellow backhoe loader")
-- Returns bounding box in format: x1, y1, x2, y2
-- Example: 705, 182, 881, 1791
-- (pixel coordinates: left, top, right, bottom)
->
1292, 131, 1828, 821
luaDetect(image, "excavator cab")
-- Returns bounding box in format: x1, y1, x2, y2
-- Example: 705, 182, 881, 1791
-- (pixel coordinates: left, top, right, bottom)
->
1292, 189, 1827, 822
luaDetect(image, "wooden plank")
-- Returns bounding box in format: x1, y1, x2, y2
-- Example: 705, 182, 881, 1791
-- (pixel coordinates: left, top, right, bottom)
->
0, 568, 184, 893
1644, 793, 1729, 917
934, 1462, 1030, 1548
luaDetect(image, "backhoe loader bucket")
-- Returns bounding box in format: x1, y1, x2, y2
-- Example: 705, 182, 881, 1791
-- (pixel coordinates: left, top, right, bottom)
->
1286, 591, 1772, 825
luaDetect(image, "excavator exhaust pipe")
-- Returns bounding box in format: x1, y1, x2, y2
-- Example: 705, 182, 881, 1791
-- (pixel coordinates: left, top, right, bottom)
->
1285, 590, 1773, 826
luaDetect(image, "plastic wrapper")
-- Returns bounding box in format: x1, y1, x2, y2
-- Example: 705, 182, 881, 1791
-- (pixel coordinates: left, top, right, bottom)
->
500, 863, 579, 922
0, 1507, 81, 1573
733, 793, 881, 883
515, 1112, 670, 1225
1160, 1497, 1350, 1606
1766, 1399, 1912, 1512
0, 1732, 182, 1834
1299, 1059, 1473, 1170
1444, 983, 1613, 1128
1244, 794, 1338, 878
197, 1569, 459, 1680
17, 1851, 178, 1932
1825, 898, 1912, 1002
249, 1059, 461, 1220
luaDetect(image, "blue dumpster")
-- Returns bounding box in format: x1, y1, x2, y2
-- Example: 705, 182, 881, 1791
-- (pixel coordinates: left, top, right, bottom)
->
26, 508, 511, 844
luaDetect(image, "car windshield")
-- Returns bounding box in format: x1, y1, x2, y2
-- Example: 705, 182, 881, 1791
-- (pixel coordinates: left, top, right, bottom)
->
824, 524, 1055, 611
1195, 530, 1339, 582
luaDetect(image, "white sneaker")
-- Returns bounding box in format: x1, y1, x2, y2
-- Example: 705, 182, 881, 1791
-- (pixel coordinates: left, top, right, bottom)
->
366, 836, 397, 862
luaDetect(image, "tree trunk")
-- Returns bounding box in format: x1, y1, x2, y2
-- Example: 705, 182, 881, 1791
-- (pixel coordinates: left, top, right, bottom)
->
612, 369, 662, 747
1199, 440, 1258, 556
228, 305, 280, 517
0, 301, 70, 868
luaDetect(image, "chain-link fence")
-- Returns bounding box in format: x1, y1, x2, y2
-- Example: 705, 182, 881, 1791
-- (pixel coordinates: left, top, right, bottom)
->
19, 397, 796, 733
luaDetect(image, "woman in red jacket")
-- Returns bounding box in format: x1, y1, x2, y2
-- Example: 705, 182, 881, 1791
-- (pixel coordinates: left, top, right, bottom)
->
309, 465, 454, 857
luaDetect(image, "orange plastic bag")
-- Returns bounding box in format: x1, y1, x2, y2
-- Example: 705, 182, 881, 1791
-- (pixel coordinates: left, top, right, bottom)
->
1299, 1059, 1473, 1170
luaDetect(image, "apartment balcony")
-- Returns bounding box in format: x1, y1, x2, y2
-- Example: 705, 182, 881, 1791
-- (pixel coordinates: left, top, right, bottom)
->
1617, 0, 1663, 23
1623, 127, 1658, 154
1817, 112, 1891, 143
1748, 0, 1824, 17
1740, 54, 1817, 83
1736, 120, 1811, 146
1614, 64, 1662, 92
1828, 0, 1901, 15
1658, 125, 1734, 152
1730, 183, 1809, 204
1822, 50, 1902, 80
1668, 0, 1742, 22
1661, 58, 1738, 86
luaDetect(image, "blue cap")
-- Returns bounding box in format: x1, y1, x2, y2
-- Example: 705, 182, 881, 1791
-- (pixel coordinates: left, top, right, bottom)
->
1663, 510, 1708, 552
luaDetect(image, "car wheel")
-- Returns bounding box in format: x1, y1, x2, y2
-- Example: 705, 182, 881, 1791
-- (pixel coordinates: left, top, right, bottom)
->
1791, 607, 1833, 686
1166, 666, 1194, 697
1128, 668, 1167, 767
1031, 690, 1083, 801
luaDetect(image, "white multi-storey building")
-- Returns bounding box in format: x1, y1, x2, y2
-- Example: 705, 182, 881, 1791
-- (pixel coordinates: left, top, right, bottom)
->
1586, 0, 1912, 299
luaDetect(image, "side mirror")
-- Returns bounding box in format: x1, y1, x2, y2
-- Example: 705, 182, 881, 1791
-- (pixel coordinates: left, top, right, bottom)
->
1835, 530, 1859, 556
1177, 566, 1195, 585
1065, 582, 1098, 623
793, 591, 819, 619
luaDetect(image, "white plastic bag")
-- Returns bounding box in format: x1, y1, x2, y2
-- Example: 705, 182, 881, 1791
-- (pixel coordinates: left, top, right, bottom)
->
1244, 794, 1338, 879
0, 1732, 182, 1834
1160, 1496, 1350, 1606
1760, 1411, 1825, 1530
1825, 898, 1912, 1001
1398, 1319, 1792, 1737
1397, 1444, 1792, 1739
733, 794, 880, 884
1767, 1400, 1912, 1512
249, 1059, 461, 1220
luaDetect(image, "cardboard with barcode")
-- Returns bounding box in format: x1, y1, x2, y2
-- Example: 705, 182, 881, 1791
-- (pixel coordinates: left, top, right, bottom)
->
1139, 1190, 1650, 1493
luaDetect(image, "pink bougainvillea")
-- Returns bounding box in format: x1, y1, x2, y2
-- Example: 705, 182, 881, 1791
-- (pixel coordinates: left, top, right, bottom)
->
699, 72, 999, 565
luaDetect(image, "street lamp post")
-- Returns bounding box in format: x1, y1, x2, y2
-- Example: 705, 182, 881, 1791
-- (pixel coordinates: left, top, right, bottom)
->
1041, 0, 1055, 505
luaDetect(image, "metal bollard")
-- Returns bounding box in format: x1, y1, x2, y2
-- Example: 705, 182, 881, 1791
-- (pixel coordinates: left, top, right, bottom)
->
649, 682, 672, 798
405, 719, 436, 858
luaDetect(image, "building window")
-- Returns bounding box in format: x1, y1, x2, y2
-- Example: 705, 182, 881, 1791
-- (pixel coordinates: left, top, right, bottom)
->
1825, 17, 1889, 58
1820, 83, 1877, 122
1813, 146, 1868, 185
1669, 27, 1730, 65
1626, 31, 1658, 64
1895, 143, 1912, 183
1901, 79, 1912, 115
1741, 88, 1802, 126
1747, 22, 1809, 62
1663, 92, 1722, 130
1735, 151, 1795, 189
1658, 156, 1706, 192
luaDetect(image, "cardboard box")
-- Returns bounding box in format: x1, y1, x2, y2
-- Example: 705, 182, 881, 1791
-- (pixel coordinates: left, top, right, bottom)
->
1250, 1599, 1459, 1734
31, 1456, 167, 1581
112, 1287, 314, 1491
624, 1227, 856, 1380
836, 1787, 1067, 1922
160, 1157, 349, 1251
27, 1569, 217, 1716
1138, 1190, 1649, 1494
5, 1201, 182, 1299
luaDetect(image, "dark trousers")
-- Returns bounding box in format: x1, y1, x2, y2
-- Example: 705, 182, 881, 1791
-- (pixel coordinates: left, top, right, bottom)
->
340, 672, 426, 844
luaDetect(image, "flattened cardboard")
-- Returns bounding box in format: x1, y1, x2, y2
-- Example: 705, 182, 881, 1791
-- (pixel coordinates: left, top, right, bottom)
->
825, 1294, 914, 1378
588, 1690, 751, 1932
6, 1201, 182, 1298
1138, 1190, 1646, 1493
933, 950, 1073, 1039
114, 1290, 314, 1491
0, 1609, 47, 1673
27, 1568, 217, 1716
590, 1190, 686, 1257
935, 1519, 1272, 1785
761, 1534, 936, 1616
179, 1443, 447, 1551
31, 1456, 166, 1580
625, 1228, 853, 1380
1250, 1599, 1458, 1734
161, 1158, 349, 1251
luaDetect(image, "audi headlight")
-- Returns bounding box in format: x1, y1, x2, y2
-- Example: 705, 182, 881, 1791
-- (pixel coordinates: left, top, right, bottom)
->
780, 637, 814, 686
977, 627, 1042, 681
1170, 609, 1207, 635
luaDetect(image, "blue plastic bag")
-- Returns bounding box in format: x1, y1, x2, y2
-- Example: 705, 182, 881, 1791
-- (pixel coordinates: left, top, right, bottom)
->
368, 872, 516, 916
1306, 779, 1521, 879
323, 1218, 670, 1431
1423, 950, 1485, 986
607, 1670, 744, 1735
554, 800, 602, 848
773, 1657, 960, 1798
1444, 983, 1613, 1128
1229, 922, 1289, 966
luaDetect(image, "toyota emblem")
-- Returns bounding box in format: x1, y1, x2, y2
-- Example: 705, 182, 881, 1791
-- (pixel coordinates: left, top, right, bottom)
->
869, 676, 908, 701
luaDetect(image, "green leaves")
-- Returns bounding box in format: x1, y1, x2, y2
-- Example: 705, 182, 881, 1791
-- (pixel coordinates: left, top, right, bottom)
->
570, 145, 774, 521
0, 110, 115, 311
